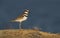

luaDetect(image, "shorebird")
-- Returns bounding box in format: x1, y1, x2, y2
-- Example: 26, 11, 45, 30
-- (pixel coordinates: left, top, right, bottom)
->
11, 9, 29, 29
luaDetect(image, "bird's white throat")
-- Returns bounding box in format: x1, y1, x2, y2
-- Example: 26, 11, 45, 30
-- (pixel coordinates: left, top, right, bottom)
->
25, 12, 28, 13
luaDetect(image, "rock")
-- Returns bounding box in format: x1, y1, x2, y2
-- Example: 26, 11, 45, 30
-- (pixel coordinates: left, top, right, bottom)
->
0, 29, 60, 38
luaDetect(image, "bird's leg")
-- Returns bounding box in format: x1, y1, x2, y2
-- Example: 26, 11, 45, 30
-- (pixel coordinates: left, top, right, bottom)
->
19, 22, 22, 29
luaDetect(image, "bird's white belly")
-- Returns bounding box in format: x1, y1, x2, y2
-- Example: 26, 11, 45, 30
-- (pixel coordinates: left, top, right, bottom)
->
15, 17, 27, 22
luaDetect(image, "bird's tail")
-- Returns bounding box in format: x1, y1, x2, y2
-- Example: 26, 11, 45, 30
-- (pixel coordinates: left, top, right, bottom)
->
0, 20, 16, 24
9, 20, 16, 22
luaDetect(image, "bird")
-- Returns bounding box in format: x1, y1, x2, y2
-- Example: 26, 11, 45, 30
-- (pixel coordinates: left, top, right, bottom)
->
11, 9, 29, 29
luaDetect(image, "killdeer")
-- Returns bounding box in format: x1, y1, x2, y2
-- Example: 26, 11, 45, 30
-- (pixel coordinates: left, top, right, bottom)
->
11, 9, 29, 29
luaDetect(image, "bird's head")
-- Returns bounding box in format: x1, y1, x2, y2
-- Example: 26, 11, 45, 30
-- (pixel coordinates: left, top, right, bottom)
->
24, 9, 29, 14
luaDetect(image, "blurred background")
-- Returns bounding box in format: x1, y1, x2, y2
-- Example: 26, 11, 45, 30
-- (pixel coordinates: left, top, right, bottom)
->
0, 0, 60, 33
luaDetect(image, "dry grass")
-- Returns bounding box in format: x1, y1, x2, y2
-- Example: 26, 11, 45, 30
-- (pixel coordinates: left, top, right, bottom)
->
0, 29, 60, 38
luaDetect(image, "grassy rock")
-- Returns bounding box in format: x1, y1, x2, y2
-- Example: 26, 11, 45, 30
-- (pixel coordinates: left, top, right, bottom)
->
0, 29, 60, 38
